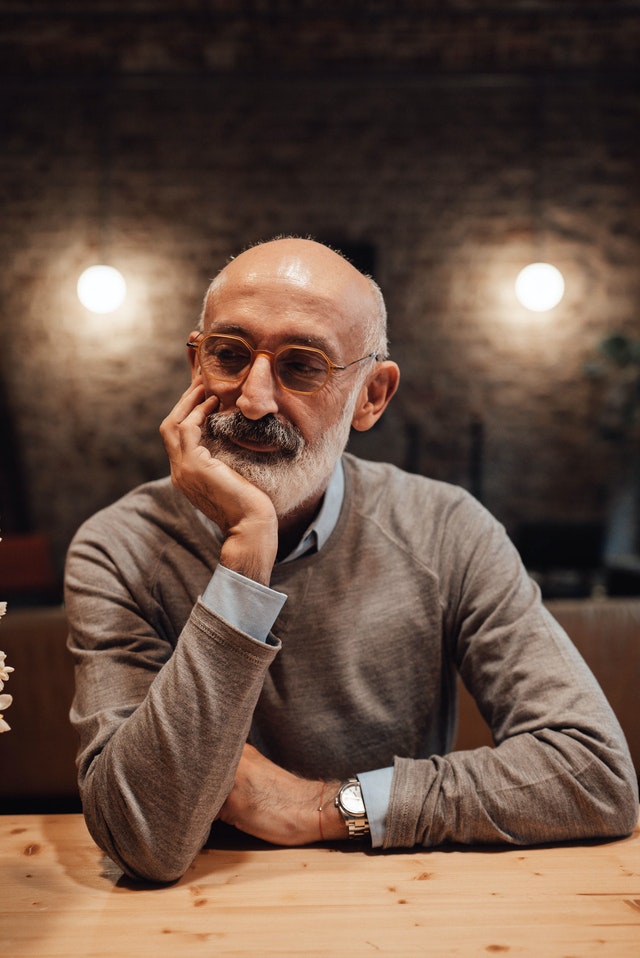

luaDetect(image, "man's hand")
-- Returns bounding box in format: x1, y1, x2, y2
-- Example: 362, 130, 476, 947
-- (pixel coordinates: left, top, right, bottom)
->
219, 744, 347, 845
160, 380, 278, 585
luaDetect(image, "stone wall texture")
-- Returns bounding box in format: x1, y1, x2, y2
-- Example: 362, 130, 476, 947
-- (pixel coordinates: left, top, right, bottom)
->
1, 2, 639, 582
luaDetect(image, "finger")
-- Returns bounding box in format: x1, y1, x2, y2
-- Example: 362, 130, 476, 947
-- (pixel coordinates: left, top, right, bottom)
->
184, 391, 218, 426
170, 380, 207, 423
175, 394, 218, 456
160, 383, 217, 455
160, 384, 203, 447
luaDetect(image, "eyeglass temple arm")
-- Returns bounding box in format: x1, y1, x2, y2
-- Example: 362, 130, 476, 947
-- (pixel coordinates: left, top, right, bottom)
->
333, 352, 379, 371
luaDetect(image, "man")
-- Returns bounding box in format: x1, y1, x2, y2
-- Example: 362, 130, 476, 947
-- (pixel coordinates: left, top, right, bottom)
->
66, 237, 638, 883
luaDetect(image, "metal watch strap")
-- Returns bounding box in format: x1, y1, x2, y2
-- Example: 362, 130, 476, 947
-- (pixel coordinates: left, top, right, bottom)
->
344, 816, 370, 838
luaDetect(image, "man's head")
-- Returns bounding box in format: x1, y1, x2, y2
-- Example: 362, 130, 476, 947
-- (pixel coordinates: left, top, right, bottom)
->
187, 237, 399, 518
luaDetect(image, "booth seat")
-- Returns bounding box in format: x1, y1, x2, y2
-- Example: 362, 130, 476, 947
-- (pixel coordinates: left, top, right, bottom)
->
456, 598, 640, 776
1, 599, 639, 811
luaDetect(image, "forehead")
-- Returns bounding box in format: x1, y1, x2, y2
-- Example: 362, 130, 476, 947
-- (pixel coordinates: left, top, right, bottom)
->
203, 255, 367, 352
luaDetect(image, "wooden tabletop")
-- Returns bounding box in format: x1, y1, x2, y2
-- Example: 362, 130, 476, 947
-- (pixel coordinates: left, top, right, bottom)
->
2, 813, 639, 957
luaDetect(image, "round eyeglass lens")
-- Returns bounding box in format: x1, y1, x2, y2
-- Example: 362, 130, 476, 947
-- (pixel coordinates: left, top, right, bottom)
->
201, 337, 252, 379
275, 347, 330, 392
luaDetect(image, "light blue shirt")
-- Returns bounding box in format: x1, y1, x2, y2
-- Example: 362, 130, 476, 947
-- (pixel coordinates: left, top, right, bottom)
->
199, 460, 392, 846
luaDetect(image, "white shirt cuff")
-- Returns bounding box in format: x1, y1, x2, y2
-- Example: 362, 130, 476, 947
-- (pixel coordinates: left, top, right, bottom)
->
201, 564, 287, 643
358, 766, 394, 848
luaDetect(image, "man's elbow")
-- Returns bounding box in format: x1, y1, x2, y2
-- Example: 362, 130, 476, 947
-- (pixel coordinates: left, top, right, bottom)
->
119, 849, 192, 885
83, 798, 203, 885
94, 823, 198, 885
603, 773, 639, 836
584, 752, 639, 839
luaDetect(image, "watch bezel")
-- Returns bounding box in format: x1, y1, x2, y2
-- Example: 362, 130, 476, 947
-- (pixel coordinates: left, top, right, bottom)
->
339, 781, 366, 816
335, 778, 370, 839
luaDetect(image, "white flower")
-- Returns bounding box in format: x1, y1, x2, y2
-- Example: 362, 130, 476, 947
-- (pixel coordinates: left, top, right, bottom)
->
0, 669, 12, 731
0, 650, 13, 689
0, 608, 14, 732
0, 685, 11, 731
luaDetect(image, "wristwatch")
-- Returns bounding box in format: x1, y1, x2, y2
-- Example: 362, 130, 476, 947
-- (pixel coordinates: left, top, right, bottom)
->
334, 778, 370, 839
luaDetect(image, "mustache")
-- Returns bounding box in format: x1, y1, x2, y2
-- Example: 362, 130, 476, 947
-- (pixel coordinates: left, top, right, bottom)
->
204, 410, 305, 458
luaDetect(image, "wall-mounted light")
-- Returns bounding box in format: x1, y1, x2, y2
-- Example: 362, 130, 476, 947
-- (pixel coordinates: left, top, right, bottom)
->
515, 262, 565, 313
77, 265, 127, 314
512, 80, 567, 316
76, 87, 129, 316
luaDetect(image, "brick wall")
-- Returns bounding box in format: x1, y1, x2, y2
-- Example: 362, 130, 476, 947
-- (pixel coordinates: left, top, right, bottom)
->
1, 3, 639, 581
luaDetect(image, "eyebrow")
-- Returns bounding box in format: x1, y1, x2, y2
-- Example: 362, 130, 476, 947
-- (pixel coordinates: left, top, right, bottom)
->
209, 323, 337, 356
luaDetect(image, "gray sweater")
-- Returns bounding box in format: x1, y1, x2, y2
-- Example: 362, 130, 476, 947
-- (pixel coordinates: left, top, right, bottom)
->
65, 453, 638, 882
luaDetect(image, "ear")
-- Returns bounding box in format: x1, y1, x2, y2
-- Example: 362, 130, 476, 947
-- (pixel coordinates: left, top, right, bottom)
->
187, 330, 201, 381
351, 361, 400, 432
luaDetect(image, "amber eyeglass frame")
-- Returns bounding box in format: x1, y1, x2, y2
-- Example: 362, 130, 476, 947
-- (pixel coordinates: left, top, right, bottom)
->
187, 332, 378, 395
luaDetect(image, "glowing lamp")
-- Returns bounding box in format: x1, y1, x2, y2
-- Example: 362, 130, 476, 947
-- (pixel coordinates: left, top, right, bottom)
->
515, 263, 565, 312
77, 265, 127, 314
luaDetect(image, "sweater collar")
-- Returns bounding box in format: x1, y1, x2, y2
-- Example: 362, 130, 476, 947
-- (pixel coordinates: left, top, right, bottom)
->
196, 458, 345, 563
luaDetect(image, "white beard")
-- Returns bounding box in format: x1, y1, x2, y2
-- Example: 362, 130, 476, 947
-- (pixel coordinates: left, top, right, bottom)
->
202, 393, 357, 518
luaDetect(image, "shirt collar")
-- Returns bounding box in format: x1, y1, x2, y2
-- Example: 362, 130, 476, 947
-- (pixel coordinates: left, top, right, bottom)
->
197, 458, 345, 563
281, 459, 344, 563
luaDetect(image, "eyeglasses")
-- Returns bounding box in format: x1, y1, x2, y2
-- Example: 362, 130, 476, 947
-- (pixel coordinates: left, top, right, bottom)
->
187, 333, 378, 395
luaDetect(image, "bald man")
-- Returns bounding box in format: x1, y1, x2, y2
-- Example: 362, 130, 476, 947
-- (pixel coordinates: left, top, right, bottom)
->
66, 238, 638, 882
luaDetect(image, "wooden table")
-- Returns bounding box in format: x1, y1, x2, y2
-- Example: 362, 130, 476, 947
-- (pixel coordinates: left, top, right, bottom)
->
2, 814, 639, 957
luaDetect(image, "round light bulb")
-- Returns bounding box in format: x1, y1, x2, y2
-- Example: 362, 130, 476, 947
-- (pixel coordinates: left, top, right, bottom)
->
515, 263, 565, 312
77, 265, 127, 314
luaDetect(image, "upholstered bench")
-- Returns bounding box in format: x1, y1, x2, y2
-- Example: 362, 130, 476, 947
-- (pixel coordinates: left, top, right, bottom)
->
1, 599, 638, 810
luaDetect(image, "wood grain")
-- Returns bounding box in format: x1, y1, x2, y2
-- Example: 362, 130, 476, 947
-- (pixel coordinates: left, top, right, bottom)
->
1, 813, 639, 957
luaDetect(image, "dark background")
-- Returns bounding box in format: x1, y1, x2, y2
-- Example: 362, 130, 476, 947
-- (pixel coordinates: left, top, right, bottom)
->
1, 1, 639, 596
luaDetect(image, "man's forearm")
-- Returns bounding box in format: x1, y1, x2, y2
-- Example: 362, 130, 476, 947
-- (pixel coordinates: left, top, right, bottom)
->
219, 744, 348, 844
78, 604, 280, 883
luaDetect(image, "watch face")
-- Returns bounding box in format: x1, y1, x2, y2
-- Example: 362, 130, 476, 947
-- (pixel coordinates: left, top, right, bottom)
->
341, 782, 365, 815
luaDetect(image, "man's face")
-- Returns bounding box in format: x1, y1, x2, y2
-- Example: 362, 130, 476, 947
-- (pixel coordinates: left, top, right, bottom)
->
201, 386, 360, 518
192, 241, 376, 517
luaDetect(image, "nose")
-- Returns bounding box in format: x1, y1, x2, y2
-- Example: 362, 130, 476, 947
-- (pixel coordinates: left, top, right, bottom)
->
235, 354, 279, 420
